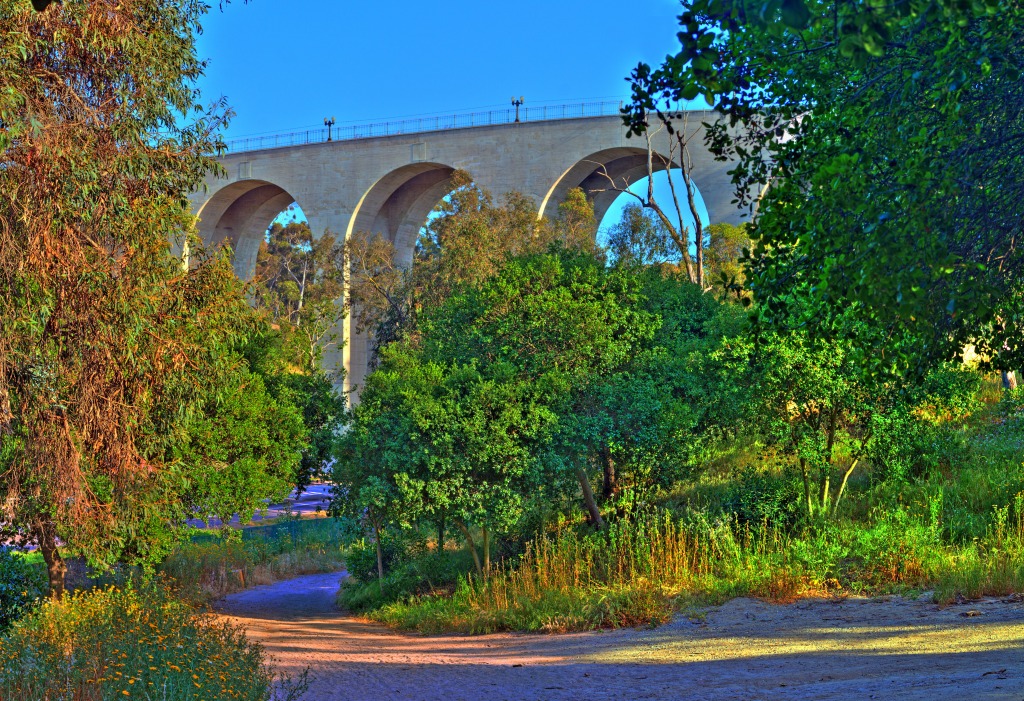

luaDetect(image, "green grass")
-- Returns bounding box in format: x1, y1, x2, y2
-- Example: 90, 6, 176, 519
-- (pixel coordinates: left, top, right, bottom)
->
161, 517, 347, 599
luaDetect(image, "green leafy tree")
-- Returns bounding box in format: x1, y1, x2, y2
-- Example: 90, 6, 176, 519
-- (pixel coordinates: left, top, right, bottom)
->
174, 356, 307, 527
624, 0, 1024, 376
606, 202, 676, 267
342, 174, 601, 363
704, 222, 751, 301
254, 219, 345, 372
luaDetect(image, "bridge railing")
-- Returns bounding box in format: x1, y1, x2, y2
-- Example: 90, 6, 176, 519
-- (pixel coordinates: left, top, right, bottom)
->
221, 100, 629, 155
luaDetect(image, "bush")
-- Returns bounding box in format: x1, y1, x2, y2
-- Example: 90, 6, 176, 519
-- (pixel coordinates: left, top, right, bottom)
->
0, 582, 304, 701
342, 536, 405, 584
338, 545, 475, 613
869, 408, 936, 482
0, 550, 45, 632
722, 467, 801, 529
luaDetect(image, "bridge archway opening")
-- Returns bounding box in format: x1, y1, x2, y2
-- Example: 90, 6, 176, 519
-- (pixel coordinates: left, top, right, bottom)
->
195, 179, 304, 281
596, 171, 709, 263
347, 162, 460, 268
540, 147, 710, 262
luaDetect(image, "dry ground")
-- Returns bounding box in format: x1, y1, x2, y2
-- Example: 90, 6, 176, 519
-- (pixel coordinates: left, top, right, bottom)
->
214, 571, 1024, 701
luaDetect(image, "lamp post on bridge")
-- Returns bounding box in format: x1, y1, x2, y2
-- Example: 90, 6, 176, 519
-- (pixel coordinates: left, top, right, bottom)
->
511, 96, 524, 123
324, 116, 336, 142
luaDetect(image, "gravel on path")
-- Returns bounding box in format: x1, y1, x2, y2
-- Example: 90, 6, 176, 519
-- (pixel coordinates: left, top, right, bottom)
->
214, 572, 1024, 701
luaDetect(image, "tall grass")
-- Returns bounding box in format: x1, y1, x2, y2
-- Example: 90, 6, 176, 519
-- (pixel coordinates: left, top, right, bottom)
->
0, 582, 305, 701
161, 517, 346, 598
375, 492, 1024, 633
372, 387, 1024, 634
374, 513, 802, 633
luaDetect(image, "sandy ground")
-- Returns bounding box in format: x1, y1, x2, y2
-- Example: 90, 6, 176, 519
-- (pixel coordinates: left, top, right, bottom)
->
214, 571, 1024, 701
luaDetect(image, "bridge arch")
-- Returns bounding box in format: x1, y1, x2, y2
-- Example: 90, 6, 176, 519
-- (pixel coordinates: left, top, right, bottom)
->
539, 147, 678, 226
195, 179, 303, 280
347, 162, 459, 267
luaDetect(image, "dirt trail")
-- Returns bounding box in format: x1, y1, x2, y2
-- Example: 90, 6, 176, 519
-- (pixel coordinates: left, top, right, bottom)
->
214, 572, 1024, 701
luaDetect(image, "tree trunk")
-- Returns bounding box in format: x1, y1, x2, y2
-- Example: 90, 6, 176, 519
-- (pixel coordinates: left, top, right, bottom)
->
436, 512, 446, 553
481, 525, 490, 575
799, 458, 813, 518
38, 526, 66, 600
455, 520, 482, 574
600, 447, 617, 501
373, 526, 385, 591
296, 260, 307, 327
575, 466, 605, 528
832, 458, 860, 515
1003, 370, 1018, 391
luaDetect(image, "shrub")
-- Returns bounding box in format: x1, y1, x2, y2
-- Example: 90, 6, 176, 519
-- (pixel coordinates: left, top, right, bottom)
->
722, 467, 801, 528
869, 408, 936, 482
338, 545, 475, 613
0, 582, 304, 701
0, 549, 45, 632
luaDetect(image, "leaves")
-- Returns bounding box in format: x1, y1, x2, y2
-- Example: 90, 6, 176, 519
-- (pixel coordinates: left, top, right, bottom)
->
625, 0, 1024, 376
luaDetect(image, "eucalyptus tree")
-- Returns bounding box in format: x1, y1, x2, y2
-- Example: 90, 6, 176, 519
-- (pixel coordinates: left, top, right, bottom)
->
0, 0, 294, 596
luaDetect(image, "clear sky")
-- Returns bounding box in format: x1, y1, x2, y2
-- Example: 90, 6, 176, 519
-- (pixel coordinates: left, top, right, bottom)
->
194, 0, 684, 139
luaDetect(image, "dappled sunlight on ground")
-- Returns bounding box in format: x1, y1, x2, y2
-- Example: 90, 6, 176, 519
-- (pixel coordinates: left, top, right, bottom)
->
214, 572, 1024, 700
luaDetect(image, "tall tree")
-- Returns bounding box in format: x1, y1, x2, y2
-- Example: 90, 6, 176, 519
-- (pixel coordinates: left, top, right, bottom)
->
340, 173, 601, 363
0, 0, 278, 597
253, 219, 345, 372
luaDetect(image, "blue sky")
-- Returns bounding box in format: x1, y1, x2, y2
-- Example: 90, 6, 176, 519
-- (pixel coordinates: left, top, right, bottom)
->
195, 0, 685, 140
193, 0, 705, 235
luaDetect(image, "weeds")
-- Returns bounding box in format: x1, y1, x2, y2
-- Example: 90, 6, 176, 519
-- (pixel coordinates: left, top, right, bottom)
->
162, 517, 346, 599
0, 582, 306, 701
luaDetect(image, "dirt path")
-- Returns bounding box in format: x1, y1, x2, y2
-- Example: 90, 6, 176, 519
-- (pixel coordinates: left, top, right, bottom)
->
214, 572, 1024, 700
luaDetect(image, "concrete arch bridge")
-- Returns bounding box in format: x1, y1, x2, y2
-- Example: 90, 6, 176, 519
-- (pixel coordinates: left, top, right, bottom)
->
188, 101, 746, 398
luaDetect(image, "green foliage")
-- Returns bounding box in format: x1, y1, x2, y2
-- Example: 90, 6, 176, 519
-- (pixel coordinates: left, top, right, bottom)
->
0, 550, 45, 632
869, 365, 983, 482
723, 468, 802, 528
0, 582, 305, 701
334, 248, 676, 556
239, 326, 347, 491
176, 366, 306, 526
337, 543, 477, 614
160, 518, 346, 599
253, 219, 346, 372
605, 202, 676, 267
624, 0, 1024, 375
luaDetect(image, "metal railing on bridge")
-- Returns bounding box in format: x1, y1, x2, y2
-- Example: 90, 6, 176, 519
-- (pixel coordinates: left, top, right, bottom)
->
221, 100, 628, 155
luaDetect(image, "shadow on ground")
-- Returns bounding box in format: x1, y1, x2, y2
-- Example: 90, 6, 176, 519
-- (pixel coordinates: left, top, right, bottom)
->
214, 572, 1024, 701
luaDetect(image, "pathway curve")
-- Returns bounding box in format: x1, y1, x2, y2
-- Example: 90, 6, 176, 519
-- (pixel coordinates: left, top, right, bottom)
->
214, 572, 1024, 701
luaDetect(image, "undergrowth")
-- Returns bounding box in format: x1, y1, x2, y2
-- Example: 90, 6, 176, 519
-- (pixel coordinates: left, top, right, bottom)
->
364, 390, 1024, 634
161, 517, 346, 599
0, 582, 307, 701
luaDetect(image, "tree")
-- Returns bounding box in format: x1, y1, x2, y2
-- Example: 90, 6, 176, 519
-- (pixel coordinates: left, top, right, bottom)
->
606, 202, 676, 268
253, 219, 345, 373
591, 116, 714, 288
704, 222, 752, 300
251, 222, 348, 490
624, 0, 1024, 377
0, 0, 285, 597
339, 174, 601, 364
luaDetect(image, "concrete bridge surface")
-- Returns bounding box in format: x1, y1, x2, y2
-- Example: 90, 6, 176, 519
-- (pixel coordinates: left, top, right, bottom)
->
187, 102, 746, 398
